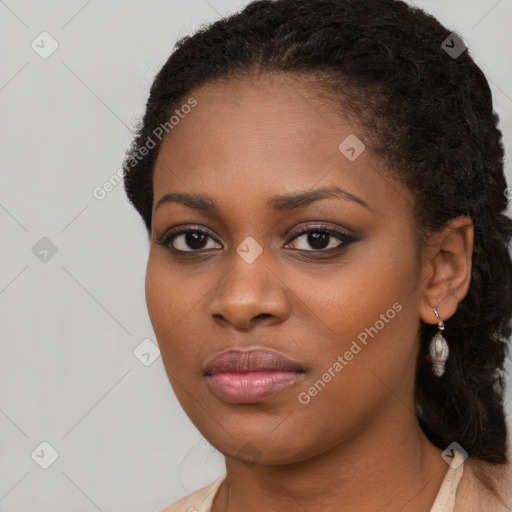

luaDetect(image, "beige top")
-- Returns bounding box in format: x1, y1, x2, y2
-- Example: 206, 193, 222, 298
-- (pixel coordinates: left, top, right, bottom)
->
158, 452, 476, 512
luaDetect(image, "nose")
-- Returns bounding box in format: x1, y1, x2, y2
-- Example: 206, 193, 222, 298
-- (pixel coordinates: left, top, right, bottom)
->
208, 252, 291, 330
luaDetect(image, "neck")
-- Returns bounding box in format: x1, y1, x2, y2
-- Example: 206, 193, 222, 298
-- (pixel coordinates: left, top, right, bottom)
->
212, 407, 449, 512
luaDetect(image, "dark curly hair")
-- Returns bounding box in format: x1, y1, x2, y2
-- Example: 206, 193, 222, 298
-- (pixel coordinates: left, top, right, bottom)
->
123, 0, 512, 490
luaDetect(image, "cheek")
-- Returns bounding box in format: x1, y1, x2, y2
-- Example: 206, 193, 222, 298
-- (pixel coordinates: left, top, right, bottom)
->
145, 250, 196, 329
144, 250, 227, 397
145, 253, 196, 364
145, 258, 171, 337
310, 242, 413, 332
305, 237, 421, 383
145, 258, 206, 411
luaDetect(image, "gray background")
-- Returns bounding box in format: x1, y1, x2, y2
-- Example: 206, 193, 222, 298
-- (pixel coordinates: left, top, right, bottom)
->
1, 1, 511, 511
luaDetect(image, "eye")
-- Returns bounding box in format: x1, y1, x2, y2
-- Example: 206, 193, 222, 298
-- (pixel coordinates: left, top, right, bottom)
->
156, 226, 222, 253
285, 225, 356, 252
156, 224, 357, 255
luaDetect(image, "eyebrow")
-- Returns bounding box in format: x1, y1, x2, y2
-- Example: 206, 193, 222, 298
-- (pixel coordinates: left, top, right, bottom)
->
154, 186, 371, 213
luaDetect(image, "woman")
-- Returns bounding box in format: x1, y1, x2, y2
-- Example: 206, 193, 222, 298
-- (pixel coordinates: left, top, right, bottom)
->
122, 0, 512, 510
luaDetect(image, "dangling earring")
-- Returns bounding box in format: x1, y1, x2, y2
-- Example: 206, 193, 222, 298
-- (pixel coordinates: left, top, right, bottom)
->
429, 308, 449, 377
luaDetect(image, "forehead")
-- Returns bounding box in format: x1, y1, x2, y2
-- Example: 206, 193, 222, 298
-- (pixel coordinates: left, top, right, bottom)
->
152, 74, 412, 218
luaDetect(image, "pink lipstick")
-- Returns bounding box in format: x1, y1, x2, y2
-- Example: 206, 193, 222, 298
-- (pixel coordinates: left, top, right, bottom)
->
203, 348, 305, 404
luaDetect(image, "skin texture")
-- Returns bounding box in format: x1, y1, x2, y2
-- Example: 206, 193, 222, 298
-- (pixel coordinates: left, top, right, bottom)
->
146, 74, 474, 512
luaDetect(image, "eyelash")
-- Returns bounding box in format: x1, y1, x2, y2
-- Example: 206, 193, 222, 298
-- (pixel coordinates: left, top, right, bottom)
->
155, 224, 358, 256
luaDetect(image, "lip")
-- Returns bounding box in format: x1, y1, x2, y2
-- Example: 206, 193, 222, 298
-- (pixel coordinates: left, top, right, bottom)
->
203, 348, 305, 404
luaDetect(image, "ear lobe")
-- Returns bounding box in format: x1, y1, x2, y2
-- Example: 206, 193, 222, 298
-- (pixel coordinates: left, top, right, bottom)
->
419, 216, 474, 324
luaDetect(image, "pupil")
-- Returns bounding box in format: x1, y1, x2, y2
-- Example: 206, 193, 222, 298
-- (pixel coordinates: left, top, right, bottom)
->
187, 232, 207, 249
308, 231, 329, 249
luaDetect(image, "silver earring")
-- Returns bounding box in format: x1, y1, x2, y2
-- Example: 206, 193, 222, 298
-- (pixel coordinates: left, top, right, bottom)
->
429, 308, 449, 377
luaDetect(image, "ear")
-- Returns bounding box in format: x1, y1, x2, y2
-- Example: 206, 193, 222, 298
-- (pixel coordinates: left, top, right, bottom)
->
419, 216, 474, 325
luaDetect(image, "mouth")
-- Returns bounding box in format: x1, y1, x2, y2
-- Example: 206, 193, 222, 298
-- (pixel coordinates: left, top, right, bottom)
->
203, 348, 306, 404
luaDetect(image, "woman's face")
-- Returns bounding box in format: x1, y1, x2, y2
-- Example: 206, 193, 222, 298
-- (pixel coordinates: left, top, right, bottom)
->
146, 74, 428, 464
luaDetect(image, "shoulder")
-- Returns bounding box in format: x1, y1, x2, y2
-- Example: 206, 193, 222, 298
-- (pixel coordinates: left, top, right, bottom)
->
156, 475, 226, 512
455, 451, 512, 512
